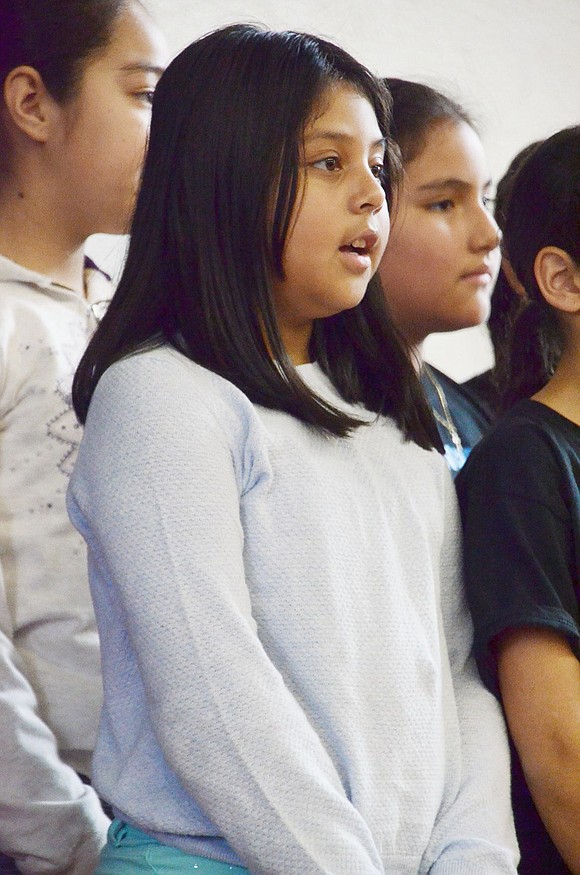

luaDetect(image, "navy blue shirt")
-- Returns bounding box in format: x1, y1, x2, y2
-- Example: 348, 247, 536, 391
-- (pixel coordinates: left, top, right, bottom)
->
421, 365, 493, 476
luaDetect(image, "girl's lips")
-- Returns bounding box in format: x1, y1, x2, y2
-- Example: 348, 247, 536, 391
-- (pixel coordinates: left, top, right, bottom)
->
337, 229, 380, 273
339, 248, 373, 274
460, 266, 492, 284
339, 230, 379, 253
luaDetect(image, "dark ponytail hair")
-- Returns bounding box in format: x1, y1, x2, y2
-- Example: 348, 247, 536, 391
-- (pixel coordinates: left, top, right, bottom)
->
0, 0, 129, 101
484, 140, 541, 409
500, 125, 580, 411
382, 77, 474, 166
73, 24, 439, 450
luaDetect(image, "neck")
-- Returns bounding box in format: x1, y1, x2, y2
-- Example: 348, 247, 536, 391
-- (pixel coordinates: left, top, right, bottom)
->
279, 322, 313, 366
412, 342, 424, 373
401, 330, 424, 373
0, 171, 86, 294
532, 344, 580, 426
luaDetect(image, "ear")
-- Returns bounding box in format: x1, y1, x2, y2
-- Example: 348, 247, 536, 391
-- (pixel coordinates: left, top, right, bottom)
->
534, 246, 580, 314
2, 66, 55, 144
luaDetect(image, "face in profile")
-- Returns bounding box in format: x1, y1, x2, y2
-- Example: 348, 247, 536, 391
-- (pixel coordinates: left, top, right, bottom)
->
53, 0, 167, 240
378, 119, 501, 348
272, 83, 389, 362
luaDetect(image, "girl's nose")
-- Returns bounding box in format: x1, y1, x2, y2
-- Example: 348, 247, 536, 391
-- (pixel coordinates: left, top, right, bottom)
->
353, 168, 386, 214
473, 206, 502, 252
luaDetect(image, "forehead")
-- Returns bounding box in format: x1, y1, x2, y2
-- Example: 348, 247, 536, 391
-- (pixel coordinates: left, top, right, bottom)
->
89, 1, 167, 73
304, 84, 383, 143
405, 119, 490, 188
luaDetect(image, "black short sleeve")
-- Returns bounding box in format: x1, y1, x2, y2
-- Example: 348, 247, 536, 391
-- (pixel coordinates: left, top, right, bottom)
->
456, 400, 580, 694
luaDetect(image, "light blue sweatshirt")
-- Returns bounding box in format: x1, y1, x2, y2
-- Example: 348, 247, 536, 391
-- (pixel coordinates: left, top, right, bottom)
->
67, 346, 518, 875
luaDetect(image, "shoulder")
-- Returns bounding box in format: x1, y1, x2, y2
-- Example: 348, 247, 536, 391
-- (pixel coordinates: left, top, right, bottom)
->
422, 365, 492, 449
457, 400, 576, 502
0, 278, 44, 318
456, 401, 580, 536
84, 347, 270, 483
0, 273, 77, 408
432, 367, 492, 426
0, 255, 55, 305
460, 369, 498, 422
93, 346, 255, 424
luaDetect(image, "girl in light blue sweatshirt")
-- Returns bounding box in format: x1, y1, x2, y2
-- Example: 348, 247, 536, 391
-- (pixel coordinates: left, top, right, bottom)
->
68, 24, 518, 875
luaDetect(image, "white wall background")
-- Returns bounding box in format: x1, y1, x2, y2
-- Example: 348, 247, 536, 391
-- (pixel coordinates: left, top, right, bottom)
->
88, 0, 580, 381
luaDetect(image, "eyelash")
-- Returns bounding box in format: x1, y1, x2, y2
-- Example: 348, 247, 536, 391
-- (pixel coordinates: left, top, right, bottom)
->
312, 157, 385, 178
428, 199, 454, 212
314, 156, 340, 172
428, 195, 494, 213
136, 90, 155, 105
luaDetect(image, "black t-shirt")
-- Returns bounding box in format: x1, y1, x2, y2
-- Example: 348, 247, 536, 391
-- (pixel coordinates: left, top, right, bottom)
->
456, 399, 580, 875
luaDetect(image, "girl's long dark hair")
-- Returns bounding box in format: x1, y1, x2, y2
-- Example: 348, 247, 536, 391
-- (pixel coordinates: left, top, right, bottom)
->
73, 24, 439, 449
483, 140, 541, 413
382, 77, 474, 165
500, 126, 580, 411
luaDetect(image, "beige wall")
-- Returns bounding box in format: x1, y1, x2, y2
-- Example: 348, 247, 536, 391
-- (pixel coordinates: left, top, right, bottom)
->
88, 0, 580, 380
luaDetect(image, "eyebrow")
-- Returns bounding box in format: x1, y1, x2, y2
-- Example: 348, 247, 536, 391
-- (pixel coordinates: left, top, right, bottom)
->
305, 131, 386, 150
118, 62, 165, 77
417, 177, 492, 193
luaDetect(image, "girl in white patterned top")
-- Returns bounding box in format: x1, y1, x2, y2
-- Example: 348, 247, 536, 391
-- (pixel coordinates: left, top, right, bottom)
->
0, 2, 166, 871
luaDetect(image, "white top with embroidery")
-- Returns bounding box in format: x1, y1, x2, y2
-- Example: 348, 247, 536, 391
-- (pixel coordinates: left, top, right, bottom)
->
0, 254, 110, 873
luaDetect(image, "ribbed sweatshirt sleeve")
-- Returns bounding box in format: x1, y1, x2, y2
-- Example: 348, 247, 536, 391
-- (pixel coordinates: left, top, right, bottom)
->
422, 472, 519, 874
68, 352, 384, 875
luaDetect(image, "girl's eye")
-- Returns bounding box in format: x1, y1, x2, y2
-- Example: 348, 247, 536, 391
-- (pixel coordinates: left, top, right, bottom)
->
482, 195, 495, 211
136, 90, 155, 105
428, 199, 454, 212
313, 156, 340, 172
371, 163, 385, 179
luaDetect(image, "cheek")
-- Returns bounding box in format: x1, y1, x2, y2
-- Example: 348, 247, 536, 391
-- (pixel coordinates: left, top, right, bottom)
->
105, 131, 148, 193
291, 203, 328, 251
490, 246, 502, 281
379, 225, 433, 293
374, 207, 391, 263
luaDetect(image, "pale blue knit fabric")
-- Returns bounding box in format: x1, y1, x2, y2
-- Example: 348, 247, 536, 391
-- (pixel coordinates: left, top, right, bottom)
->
67, 347, 518, 875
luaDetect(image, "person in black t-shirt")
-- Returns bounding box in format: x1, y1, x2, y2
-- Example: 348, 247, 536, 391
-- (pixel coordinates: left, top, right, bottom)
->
457, 126, 580, 875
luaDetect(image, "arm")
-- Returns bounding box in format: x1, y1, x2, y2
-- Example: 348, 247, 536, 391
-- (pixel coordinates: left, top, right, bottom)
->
72, 352, 384, 875
0, 581, 109, 874
424, 472, 518, 874
456, 417, 580, 871
498, 627, 580, 874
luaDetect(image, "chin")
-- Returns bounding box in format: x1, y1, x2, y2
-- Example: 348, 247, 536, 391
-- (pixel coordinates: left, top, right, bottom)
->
454, 297, 492, 331
324, 291, 368, 317
433, 311, 488, 335
452, 314, 489, 332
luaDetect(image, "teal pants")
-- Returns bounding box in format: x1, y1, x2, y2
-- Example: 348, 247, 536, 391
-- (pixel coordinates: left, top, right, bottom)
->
96, 819, 250, 874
